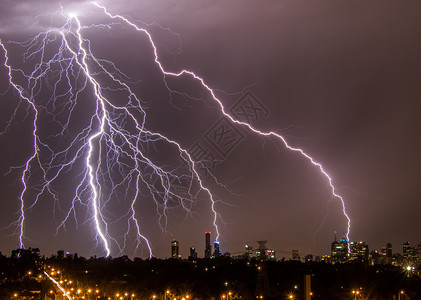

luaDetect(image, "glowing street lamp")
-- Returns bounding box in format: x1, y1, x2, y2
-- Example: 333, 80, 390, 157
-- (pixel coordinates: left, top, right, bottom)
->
352, 290, 360, 300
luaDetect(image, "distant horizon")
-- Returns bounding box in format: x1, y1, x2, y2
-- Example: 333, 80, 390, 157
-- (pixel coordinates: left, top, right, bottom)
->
5, 237, 419, 259
1, 0, 420, 261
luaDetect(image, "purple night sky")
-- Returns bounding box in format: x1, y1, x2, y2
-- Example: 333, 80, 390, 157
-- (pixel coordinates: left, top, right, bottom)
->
0, 0, 420, 259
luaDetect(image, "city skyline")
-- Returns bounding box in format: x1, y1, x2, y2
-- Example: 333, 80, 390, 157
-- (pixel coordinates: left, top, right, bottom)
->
171, 233, 421, 262
0, 0, 420, 259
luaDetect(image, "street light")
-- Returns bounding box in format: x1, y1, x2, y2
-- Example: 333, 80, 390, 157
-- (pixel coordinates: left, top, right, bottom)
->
352, 290, 360, 300
399, 290, 405, 300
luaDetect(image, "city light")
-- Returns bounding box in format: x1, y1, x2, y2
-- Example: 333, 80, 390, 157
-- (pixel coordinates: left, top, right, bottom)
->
399, 290, 405, 300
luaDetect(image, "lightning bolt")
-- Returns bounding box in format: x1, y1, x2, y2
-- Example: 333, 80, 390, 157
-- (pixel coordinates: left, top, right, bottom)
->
95, 3, 351, 241
0, 2, 351, 257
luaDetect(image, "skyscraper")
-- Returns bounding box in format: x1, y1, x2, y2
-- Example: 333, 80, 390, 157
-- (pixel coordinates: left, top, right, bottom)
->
331, 235, 348, 263
205, 232, 211, 259
213, 241, 221, 258
402, 241, 418, 263
349, 241, 369, 261
171, 240, 179, 259
256, 241, 268, 261
403, 242, 412, 259
189, 246, 197, 260
386, 243, 393, 258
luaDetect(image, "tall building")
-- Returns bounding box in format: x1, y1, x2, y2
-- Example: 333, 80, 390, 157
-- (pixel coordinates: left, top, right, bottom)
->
171, 240, 179, 259
213, 241, 221, 258
189, 246, 197, 260
386, 243, 393, 258
331, 235, 348, 263
350, 241, 369, 262
205, 232, 211, 259
403, 242, 412, 259
403, 242, 418, 263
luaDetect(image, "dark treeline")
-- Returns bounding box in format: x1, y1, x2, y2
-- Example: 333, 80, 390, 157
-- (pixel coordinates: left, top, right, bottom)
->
1, 249, 421, 299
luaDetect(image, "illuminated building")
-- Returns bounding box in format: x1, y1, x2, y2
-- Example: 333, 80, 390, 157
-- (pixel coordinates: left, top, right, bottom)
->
245, 244, 253, 259
331, 235, 348, 263
256, 241, 268, 260
213, 241, 221, 258
171, 240, 179, 259
349, 241, 369, 262
381, 246, 387, 256
403, 242, 413, 259
205, 232, 211, 259
266, 249, 276, 260
403, 242, 418, 263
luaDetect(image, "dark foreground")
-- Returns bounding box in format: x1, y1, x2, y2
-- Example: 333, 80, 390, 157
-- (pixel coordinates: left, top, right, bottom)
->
1, 248, 421, 299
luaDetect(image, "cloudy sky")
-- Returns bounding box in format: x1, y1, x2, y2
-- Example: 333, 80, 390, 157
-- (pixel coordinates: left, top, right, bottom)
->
0, 0, 420, 259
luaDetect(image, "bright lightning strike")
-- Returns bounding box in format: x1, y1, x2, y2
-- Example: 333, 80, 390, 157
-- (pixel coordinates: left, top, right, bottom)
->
0, 2, 351, 257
